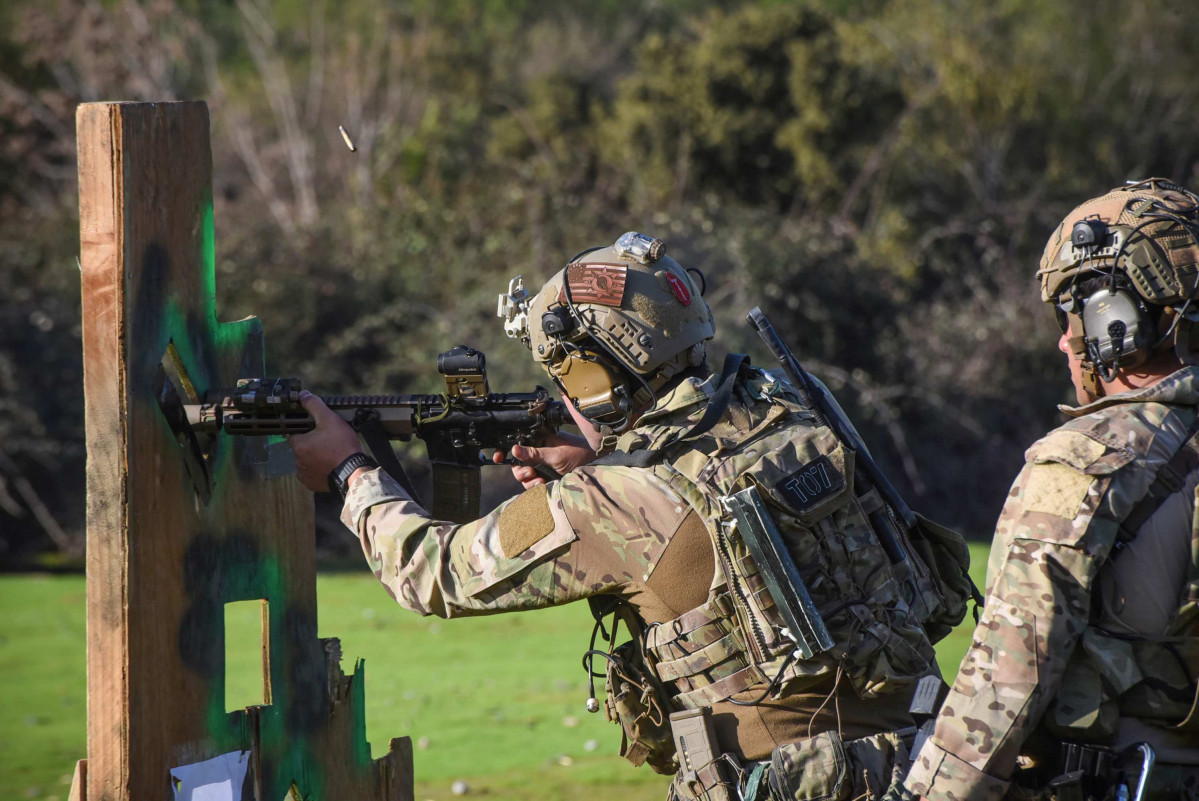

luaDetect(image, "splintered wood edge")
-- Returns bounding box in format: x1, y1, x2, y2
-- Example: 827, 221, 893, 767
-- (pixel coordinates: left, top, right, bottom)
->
67, 759, 87, 801
77, 101, 130, 801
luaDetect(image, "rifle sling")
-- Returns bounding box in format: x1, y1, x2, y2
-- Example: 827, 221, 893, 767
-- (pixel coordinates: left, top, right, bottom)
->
355, 410, 423, 506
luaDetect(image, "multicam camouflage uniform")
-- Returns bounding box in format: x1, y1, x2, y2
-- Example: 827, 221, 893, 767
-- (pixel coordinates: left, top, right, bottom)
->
903, 368, 1199, 800
342, 365, 940, 800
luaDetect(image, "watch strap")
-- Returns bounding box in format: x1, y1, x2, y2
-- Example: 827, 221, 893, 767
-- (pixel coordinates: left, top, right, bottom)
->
328, 452, 378, 499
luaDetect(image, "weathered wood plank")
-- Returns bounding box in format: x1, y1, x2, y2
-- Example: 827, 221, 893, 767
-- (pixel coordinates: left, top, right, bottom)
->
77, 100, 412, 801
78, 101, 128, 801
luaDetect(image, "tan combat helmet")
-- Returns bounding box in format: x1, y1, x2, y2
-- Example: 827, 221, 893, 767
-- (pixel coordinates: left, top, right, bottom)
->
1037, 178, 1199, 393
498, 232, 714, 432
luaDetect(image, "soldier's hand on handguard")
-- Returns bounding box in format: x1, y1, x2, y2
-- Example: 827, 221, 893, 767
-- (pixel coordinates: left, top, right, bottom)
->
493, 432, 597, 489
289, 391, 367, 493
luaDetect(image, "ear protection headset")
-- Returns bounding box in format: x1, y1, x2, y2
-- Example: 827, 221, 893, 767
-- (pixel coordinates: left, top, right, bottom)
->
534, 243, 655, 431
539, 301, 647, 430
1056, 267, 1157, 382
1054, 181, 1199, 395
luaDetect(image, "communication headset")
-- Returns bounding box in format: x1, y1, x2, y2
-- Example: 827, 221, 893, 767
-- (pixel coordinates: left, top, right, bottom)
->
1055, 180, 1199, 394
540, 301, 646, 430
539, 245, 658, 432
1056, 268, 1156, 381
1055, 215, 1157, 380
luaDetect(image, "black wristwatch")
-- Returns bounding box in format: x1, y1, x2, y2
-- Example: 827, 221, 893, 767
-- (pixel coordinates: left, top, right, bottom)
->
328, 453, 379, 500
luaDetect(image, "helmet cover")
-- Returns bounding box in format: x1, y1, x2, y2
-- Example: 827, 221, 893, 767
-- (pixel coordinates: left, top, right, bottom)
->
1037, 178, 1199, 387
1038, 178, 1199, 307
499, 232, 715, 428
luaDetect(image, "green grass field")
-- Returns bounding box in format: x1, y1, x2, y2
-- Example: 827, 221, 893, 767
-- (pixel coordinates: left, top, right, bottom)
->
0, 544, 987, 801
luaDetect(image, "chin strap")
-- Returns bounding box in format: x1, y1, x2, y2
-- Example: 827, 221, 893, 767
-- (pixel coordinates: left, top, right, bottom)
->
1081, 366, 1106, 399
1066, 325, 1107, 399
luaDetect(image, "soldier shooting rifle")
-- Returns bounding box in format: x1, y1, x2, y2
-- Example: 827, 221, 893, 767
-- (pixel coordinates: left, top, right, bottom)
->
288, 231, 973, 801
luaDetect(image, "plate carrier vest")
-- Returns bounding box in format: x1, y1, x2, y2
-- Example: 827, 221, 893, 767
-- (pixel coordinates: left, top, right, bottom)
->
586, 366, 976, 771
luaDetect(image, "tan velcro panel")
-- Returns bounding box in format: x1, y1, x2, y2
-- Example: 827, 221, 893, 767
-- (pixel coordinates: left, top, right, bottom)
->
498, 483, 557, 558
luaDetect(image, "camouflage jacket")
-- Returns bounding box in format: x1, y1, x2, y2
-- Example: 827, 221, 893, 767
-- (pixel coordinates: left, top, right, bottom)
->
903, 367, 1199, 800
340, 375, 734, 621
342, 370, 920, 762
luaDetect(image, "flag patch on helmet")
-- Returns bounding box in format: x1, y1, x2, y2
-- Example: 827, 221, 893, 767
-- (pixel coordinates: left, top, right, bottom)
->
774, 455, 845, 513
564, 263, 628, 306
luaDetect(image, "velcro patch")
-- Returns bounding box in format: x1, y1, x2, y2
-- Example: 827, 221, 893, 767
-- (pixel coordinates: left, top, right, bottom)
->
498, 483, 557, 558
565, 262, 628, 306
1026, 429, 1107, 472
1024, 462, 1095, 519
774, 455, 845, 513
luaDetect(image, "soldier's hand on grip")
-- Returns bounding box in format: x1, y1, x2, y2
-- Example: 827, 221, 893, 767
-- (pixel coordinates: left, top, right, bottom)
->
289, 391, 366, 492
493, 432, 596, 489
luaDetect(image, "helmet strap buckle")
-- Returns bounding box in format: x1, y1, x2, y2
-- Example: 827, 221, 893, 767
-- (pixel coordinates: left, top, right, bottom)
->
597, 430, 619, 456
1082, 366, 1105, 399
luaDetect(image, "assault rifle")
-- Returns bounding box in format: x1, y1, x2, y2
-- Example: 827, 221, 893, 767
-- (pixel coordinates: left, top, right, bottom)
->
746, 308, 918, 588
160, 345, 566, 522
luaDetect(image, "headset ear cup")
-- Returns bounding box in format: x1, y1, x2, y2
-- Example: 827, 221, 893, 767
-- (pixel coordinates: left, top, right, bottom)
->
553, 350, 633, 427
1126, 311, 1151, 370
1079, 285, 1154, 371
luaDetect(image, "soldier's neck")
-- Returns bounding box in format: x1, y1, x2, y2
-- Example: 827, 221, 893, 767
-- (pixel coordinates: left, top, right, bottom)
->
1102, 354, 1186, 395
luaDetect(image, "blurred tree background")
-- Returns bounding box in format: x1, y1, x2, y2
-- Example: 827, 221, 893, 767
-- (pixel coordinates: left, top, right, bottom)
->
2, 0, 1197, 566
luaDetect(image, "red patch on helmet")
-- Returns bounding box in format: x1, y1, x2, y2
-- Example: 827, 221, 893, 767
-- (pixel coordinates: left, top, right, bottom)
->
665, 272, 692, 306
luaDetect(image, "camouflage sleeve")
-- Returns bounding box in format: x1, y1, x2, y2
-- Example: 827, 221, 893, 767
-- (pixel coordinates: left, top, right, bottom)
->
339, 465, 691, 619
904, 428, 1144, 800
338, 467, 587, 617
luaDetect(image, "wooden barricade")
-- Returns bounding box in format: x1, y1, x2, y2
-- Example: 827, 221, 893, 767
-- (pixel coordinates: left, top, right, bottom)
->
75, 100, 412, 801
